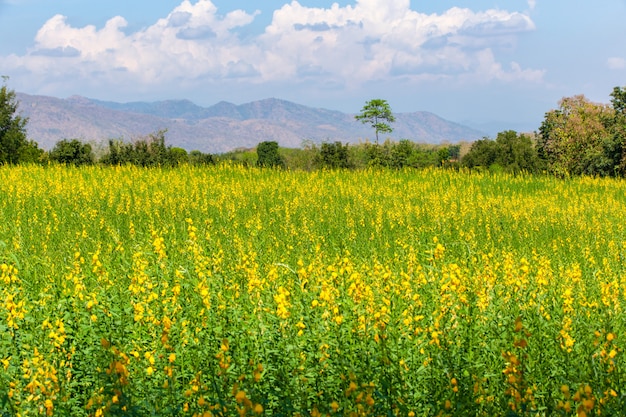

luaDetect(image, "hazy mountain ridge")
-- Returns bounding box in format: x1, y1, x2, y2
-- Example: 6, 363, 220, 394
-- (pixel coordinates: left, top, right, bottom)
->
16, 93, 486, 153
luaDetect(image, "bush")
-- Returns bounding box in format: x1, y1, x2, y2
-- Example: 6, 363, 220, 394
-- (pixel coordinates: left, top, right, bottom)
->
49, 139, 95, 166
189, 150, 215, 165
100, 130, 185, 167
316, 141, 352, 169
256, 141, 285, 168
462, 131, 543, 174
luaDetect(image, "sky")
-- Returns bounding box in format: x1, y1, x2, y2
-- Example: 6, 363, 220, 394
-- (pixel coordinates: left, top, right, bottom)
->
1, 0, 625, 133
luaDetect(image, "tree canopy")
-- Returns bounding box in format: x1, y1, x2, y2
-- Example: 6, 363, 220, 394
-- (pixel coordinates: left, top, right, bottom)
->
462, 130, 543, 174
538, 93, 625, 176
355, 99, 395, 143
49, 139, 95, 166
0, 77, 42, 164
256, 141, 285, 168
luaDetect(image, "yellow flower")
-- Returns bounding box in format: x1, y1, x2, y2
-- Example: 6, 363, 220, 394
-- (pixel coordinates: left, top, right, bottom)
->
221, 339, 229, 352
582, 398, 595, 411
235, 390, 247, 403
44, 399, 54, 416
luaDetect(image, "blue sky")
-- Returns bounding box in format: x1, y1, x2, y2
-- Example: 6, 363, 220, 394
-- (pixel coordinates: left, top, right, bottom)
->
1, 0, 625, 133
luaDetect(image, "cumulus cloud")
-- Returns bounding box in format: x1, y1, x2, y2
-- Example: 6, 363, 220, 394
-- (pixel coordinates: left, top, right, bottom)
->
0, 0, 542, 95
31, 46, 81, 57
607, 57, 626, 70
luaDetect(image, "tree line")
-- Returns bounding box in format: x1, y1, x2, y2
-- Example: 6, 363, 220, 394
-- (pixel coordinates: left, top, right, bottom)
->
3, 78, 626, 177
228, 140, 460, 171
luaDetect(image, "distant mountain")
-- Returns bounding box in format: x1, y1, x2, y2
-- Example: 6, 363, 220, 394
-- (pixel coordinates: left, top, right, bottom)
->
16, 93, 486, 153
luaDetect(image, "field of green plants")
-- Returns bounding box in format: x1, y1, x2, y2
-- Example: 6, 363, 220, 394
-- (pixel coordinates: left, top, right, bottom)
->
1, 164, 625, 416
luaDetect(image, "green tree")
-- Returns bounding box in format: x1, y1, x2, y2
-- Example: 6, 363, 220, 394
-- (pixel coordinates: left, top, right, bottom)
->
538, 95, 617, 176
0, 77, 36, 164
448, 144, 461, 161
462, 131, 542, 173
406, 146, 440, 168
437, 146, 451, 166
610, 86, 626, 115
168, 147, 188, 166
316, 141, 352, 169
389, 139, 414, 169
100, 139, 127, 165
608, 86, 626, 174
189, 150, 215, 165
355, 99, 395, 143
493, 130, 543, 173
256, 141, 284, 168
363, 141, 391, 167
18, 140, 45, 163
100, 130, 179, 167
49, 139, 95, 166
462, 138, 498, 170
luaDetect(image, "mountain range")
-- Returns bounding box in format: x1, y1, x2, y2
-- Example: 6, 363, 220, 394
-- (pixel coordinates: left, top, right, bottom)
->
15, 93, 487, 153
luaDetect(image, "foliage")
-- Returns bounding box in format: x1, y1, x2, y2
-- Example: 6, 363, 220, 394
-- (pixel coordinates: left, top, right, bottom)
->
256, 141, 285, 168
100, 130, 184, 167
437, 146, 451, 166
280, 142, 318, 171
169, 147, 189, 166
219, 148, 258, 167
18, 139, 45, 164
609, 86, 626, 173
538, 93, 625, 176
389, 139, 415, 168
2, 165, 626, 416
0, 78, 42, 164
354, 140, 454, 169
188, 150, 216, 165
463, 130, 543, 173
49, 139, 95, 166
315, 141, 352, 169
355, 99, 396, 143
228, 141, 454, 171
462, 138, 497, 169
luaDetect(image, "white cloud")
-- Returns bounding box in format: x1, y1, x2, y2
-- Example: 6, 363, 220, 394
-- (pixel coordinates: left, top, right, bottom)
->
607, 57, 626, 70
0, 0, 542, 95
527, 0, 537, 10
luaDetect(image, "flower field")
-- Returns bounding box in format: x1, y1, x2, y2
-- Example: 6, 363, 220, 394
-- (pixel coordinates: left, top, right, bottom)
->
1, 164, 626, 416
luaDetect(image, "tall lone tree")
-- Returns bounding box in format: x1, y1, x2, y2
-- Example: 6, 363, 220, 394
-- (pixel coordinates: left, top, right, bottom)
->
355, 99, 395, 143
0, 76, 31, 164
